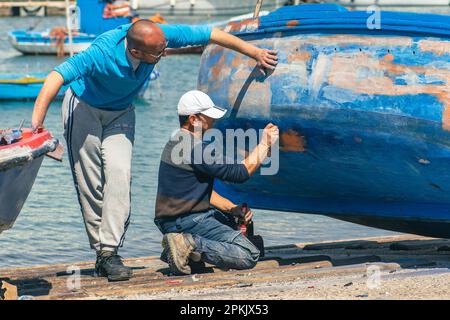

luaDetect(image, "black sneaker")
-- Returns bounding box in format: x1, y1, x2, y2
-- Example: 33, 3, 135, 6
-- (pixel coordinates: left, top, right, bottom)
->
95, 251, 133, 282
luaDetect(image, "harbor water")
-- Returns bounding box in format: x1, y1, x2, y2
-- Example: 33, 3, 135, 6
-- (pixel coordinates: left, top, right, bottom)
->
4, 9, 449, 268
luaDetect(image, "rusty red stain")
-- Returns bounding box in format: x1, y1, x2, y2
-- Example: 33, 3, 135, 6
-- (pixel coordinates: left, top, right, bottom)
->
210, 55, 226, 80
286, 20, 300, 27
225, 18, 260, 33
383, 53, 395, 62
230, 53, 255, 69
165, 280, 183, 285
280, 129, 306, 152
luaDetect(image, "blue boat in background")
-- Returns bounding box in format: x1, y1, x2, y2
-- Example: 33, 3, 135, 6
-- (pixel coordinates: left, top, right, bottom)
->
8, 0, 206, 56
0, 73, 68, 100
8, 0, 131, 55
8, 30, 96, 55
0, 71, 159, 100
199, 4, 450, 238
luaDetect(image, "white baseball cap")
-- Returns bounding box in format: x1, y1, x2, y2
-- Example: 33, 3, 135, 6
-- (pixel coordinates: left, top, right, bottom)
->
177, 90, 227, 119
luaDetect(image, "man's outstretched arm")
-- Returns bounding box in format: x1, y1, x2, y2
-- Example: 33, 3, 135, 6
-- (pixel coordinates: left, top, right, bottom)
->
209, 28, 278, 72
31, 71, 64, 131
160, 24, 278, 72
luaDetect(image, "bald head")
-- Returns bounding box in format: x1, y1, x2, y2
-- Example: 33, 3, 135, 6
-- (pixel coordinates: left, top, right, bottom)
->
127, 20, 165, 50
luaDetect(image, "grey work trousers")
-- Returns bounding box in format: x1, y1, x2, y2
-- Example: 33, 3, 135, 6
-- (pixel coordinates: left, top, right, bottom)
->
62, 89, 135, 252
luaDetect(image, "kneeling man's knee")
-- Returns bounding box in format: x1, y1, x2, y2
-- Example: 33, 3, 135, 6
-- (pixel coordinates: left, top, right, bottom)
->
244, 247, 260, 269
234, 237, 260, 270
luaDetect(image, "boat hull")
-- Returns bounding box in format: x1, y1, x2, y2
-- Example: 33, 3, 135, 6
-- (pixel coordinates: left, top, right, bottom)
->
0, 130, 58, 234
0, 72, 158, 100
0, 83, 66, 100
8, 31, 93, 55
0, 157, 43, 233
198, 5, 450, 238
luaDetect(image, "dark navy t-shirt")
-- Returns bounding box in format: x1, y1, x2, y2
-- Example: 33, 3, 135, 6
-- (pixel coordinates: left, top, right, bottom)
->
155, 130, 250, 219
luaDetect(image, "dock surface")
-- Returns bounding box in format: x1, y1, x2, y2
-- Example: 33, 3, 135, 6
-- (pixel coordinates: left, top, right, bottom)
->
1, 234, 450, 300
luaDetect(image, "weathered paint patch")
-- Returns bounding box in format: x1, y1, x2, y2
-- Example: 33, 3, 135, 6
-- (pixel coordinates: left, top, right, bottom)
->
199, 33, 449, 130
326, 52, 450, 130
418, 39, 450, 56
287, 51, 311, 63
299, 35, 414, 48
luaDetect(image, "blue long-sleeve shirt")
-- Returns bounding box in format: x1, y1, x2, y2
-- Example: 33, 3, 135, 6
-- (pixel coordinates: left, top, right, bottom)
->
155, 130, 250, 219
54, 23, 212, 110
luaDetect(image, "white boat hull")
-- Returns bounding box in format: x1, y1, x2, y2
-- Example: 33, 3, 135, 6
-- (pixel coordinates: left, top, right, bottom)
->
9, 37, 91, 55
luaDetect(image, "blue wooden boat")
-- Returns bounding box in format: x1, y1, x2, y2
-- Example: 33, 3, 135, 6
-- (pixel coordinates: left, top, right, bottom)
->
0, 73, 69, 100
8, 0, 205, 56
199, 4, 450, 238
8, 0, 130, 55
8, 30, 96, 55
0, 71, 159, 100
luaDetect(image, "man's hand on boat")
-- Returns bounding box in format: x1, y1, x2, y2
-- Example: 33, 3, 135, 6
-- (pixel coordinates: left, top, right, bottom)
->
210, 28, 278, 76
254, 48, 278, 75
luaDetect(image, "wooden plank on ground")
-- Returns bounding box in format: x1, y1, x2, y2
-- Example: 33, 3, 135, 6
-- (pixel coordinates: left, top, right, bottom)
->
39, 262, 400, 300
0, 235, 444, 300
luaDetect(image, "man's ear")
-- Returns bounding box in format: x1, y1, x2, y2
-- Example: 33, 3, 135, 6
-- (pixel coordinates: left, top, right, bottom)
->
188, 115, 197, 126
129, 48, 139, 57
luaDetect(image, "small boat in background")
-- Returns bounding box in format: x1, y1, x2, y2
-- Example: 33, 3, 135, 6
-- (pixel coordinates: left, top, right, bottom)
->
0, 71, 159, 100
8, 0, 209, 56
8, 29, 95, 56
0, 73, 69, 100
8, 0, 130, 56
0, 128, 59, 234
200, 3, 450, 239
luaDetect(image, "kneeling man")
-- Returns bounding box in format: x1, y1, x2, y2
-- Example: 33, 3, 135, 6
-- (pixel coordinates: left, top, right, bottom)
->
154, 90, 279, 275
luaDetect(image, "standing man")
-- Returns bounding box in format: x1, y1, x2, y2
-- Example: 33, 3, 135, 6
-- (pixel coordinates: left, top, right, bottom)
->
154, 90, 279, 275
31, 20, 278, 281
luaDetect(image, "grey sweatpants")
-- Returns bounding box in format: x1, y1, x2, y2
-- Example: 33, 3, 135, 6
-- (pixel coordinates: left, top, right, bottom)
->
62, 89, 135, 252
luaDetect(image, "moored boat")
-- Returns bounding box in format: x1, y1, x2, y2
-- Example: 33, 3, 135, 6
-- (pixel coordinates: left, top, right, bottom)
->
198, 4, 450, 238
8, 0, 206, 56
8, 30, 95, 55
0, 73, 69, 100
8, 0, 129, 56
0, 71, 159, 100
0, 128, 58, 234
